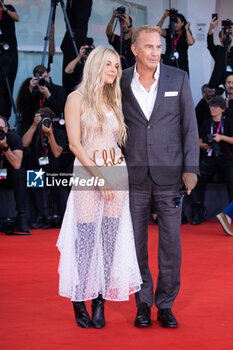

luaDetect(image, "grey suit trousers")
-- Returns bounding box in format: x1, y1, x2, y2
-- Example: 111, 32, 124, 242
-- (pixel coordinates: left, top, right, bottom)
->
129, 172, 182, 309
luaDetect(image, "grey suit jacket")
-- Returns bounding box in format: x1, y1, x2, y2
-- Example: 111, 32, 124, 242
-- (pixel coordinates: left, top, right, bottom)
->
121, 63, 199, 185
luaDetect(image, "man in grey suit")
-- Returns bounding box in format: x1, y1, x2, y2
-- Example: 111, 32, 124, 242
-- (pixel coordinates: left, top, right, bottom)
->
121, 25, 199, 328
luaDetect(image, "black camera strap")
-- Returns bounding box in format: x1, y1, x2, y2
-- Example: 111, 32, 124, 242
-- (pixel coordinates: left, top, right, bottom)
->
210, 118, 233, 159
40, 129, 49, 158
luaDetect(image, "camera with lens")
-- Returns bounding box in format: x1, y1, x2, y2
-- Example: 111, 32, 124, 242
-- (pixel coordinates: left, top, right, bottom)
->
84, 46, 93, 55
35, 68, 47, 87
32, 68, 49, 96
83, 37, 94, 56
35, 68, 48, 87
169, 8, 178, 23
115, 6, 126, 21
221, 19, 233, 30
0, 128, 6, 141
215, 86, 225, 96
0, 217, 15, 235
40, 113, 52, 128
116, 6, 125, 16
203, 134, 222, 157
37, 76, 46, 87
203, 134, 214, 144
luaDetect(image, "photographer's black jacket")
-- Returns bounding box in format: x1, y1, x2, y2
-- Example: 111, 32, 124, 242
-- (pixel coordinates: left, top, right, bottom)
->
109, 35, 135, 70
1, 132, 23, 171
23, 124, 67, 171
200, 117, 233, 160
195, 98, 212, 132
207, 34, 233, 88
19, 80, 66, 133
0, 4, 17, 50
164, 28, 190, 74
225, 99, 233, 119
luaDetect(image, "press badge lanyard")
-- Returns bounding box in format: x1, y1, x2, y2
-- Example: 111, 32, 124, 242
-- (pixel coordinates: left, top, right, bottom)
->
0, 10, 2, 35
38, 129, 50, 165
0, 151, 7, 179
40, 96, 46, 108
207, 119, 224, 157
210, 118, 224, 135
174, 31, 183, 52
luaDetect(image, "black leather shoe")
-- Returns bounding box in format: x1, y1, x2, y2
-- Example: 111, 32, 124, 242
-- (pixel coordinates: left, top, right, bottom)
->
52, 214, 62, 228
91, 295, 105, 328
16, 213, 31, 235
72, 301, 91, 328
157, 308, 178, 328
31, 216, 51, 229
134, 304, 152, 327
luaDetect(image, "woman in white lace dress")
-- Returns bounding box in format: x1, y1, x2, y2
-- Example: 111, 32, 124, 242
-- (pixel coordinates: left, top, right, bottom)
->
57, 46, 142, 329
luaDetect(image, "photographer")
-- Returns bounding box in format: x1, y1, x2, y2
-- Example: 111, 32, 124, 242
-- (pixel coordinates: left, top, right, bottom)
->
106, 8, 135, 69
16, 65, 66, 134
207, 17, 233, 89
191, 96, 233, 225
64, 37, 94, 95
0, 0, 19, 120
157, 9, 195, 75
22, 107, 68, 229
0, 115, 30, 235
225, 73, 233, 118
195, 84, 215, 132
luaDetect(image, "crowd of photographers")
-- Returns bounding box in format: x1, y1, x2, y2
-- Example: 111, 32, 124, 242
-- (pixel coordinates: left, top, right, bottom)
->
0, 3, 233, 235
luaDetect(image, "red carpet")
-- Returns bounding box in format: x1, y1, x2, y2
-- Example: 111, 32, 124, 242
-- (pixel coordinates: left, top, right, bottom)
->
1, 221, 233, 350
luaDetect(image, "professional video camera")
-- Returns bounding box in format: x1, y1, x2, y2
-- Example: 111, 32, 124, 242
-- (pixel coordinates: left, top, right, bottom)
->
115, 6, 125, 20
203, 134, 222, 157
169, 8, 178, 23
0, 128, 6, 141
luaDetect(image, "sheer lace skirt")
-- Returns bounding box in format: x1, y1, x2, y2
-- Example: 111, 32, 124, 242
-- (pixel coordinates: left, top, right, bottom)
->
57, 162, 142, 301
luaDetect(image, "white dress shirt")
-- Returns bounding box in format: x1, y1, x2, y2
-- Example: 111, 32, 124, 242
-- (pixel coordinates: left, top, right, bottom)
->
130, 63, 160, 120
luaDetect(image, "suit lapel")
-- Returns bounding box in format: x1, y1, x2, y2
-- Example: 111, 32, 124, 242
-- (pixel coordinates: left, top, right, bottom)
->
150, 63, 168, 118
122, 68, 148, 123
122, 63, 169, 123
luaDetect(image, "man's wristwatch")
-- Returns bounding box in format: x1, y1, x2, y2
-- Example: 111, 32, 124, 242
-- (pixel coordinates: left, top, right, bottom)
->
2, 145, 9, 152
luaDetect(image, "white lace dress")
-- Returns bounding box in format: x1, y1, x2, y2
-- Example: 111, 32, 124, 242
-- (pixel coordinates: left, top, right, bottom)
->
56, 104, 142, 301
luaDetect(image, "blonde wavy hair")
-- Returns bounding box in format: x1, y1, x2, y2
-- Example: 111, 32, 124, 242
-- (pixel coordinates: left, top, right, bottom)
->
77, 46, 127, 146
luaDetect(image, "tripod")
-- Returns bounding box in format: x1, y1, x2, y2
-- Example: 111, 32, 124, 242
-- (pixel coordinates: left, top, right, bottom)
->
111, 15, 128, 69
41, 0, 79, 68
0, 45, 19, 126
223, 28, 231, 86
